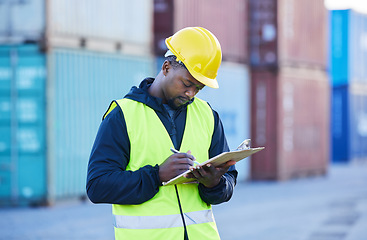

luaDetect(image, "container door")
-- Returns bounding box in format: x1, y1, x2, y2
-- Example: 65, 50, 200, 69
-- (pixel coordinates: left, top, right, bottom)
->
331, 85, 349, 162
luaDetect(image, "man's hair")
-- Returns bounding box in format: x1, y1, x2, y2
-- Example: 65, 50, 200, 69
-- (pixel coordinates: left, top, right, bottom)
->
166, 55, 188, 70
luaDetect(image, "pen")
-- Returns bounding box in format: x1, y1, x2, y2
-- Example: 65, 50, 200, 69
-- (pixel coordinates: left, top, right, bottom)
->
170, 148, 200, 165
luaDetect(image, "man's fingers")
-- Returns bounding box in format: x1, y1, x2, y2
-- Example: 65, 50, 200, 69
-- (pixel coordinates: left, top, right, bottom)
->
172, 152, 196, 161
215, 160, 236, 169
226, 160, 236, 167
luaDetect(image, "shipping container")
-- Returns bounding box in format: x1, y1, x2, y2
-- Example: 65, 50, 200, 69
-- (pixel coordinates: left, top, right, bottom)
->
277, 0, 328, 67
46, 0, 153, 55
329, 10, 367, 163
331, 85, 349, 162
331, 83, 367, 163
250, 67, 329, 180
0, 45, 47, 206
329, 9, 367, 85
0, 0, 153, 55
328, 10, 349, 85
348, 11, 367, 83
0, 0, 45, 43
249, 70, 278, 179
153, 0, 174, 56
47, 48, 154, 201
248, 0, 278, 68
173, 0, 248, 63
349, 83, 367, 161
249, 0, 327, 69
197, 62, 251, 181
0, 44, 155, 206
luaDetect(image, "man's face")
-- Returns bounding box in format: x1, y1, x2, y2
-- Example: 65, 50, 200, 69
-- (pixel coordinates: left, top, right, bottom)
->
162, 63, 205, 109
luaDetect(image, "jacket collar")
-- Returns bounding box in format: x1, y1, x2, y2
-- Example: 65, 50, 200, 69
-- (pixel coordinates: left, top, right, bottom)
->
124, 78, 194, 113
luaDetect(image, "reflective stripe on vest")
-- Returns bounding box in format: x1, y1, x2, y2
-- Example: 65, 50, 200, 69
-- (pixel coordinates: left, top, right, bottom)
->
114, 209, 214, 229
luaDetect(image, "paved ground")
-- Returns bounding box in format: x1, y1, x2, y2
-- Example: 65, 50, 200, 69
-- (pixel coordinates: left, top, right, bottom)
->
0, 163, 366, 240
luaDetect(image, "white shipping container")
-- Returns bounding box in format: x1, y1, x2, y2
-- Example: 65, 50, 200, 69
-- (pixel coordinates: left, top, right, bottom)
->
197, 62, 251, 181
0, 0, 45, 42
46, 0, 153, 55
349, 10, 367, 83
1, 0, 153, 55
47, 0, 152, 46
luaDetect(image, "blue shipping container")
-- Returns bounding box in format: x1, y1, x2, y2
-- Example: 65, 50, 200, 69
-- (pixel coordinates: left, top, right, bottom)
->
328, 10, 349, 85
0, 44, 47, 206
331, 83, 367, 162
331, 85, 349, 162
329, 10, 367, 86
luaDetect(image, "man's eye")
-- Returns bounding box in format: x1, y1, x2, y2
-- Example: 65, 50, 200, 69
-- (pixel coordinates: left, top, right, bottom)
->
182, 81, 191, 87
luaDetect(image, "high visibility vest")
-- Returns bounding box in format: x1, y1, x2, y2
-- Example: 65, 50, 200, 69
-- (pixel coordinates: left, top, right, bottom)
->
106, 97, 221, 240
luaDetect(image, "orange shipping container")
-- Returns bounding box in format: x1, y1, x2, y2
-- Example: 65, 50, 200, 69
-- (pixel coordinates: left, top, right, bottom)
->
250, 67, 330, 180
278, 0, 328, 67
249, 0, 328, 68
174, 0, 248, 63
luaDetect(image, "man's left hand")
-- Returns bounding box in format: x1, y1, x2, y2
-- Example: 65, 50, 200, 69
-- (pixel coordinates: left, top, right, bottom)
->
184, 160, 236, 188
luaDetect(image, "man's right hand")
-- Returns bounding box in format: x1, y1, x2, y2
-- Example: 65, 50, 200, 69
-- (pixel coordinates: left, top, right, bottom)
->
159, 151, 196, 183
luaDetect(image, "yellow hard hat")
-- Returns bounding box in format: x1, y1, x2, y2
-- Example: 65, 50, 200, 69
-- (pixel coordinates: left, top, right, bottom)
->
165, 27, 222, 88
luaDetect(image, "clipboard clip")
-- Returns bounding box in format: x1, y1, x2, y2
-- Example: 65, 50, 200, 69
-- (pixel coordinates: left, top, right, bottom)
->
236, 139, 251, 150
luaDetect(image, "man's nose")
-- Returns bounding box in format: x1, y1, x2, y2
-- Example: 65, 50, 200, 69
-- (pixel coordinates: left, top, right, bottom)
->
185, 88, 197, 98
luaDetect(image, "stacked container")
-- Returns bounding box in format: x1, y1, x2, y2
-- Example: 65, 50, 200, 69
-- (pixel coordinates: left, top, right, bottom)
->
153, 0, 252, 181
0, 0, 155, 206
173, 0, 248, 63
249, 0, 330, 180
329, 9, 367, 163
0, 45, 47, 205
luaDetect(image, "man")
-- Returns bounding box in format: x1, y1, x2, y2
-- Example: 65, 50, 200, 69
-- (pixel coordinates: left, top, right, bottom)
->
87, 27, 238, 240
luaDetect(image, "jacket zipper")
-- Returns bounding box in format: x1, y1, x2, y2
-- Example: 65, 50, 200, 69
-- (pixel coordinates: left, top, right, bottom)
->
175, 185, 189, 240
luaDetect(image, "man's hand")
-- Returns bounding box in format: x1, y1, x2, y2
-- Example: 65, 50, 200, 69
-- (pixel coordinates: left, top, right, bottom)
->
159, 151, 196, 183
184, 160, 236, 188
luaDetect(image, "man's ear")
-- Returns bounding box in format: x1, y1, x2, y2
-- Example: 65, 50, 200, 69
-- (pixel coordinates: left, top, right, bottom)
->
162, 60, 171, 76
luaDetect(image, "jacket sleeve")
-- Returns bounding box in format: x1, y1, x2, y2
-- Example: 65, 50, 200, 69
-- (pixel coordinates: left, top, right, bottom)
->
198, 108, 238, 205
86, 106, 162, 205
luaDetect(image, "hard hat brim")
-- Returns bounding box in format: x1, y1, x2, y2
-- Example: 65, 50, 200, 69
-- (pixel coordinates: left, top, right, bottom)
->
186, 65, 219, 89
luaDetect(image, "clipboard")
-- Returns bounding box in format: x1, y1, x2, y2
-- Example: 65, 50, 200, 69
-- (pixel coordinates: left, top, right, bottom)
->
163, 146, 265, 186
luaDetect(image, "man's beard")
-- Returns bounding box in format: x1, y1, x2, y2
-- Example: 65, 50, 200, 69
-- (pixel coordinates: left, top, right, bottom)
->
167, 98, 179, 109
167, 96, 189, 109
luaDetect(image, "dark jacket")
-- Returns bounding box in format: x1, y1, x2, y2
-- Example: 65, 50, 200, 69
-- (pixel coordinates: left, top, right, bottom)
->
86, 78, 237, 205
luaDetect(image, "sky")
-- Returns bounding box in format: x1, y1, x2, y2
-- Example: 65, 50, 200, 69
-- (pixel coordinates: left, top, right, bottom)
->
324, 0, 367, 14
